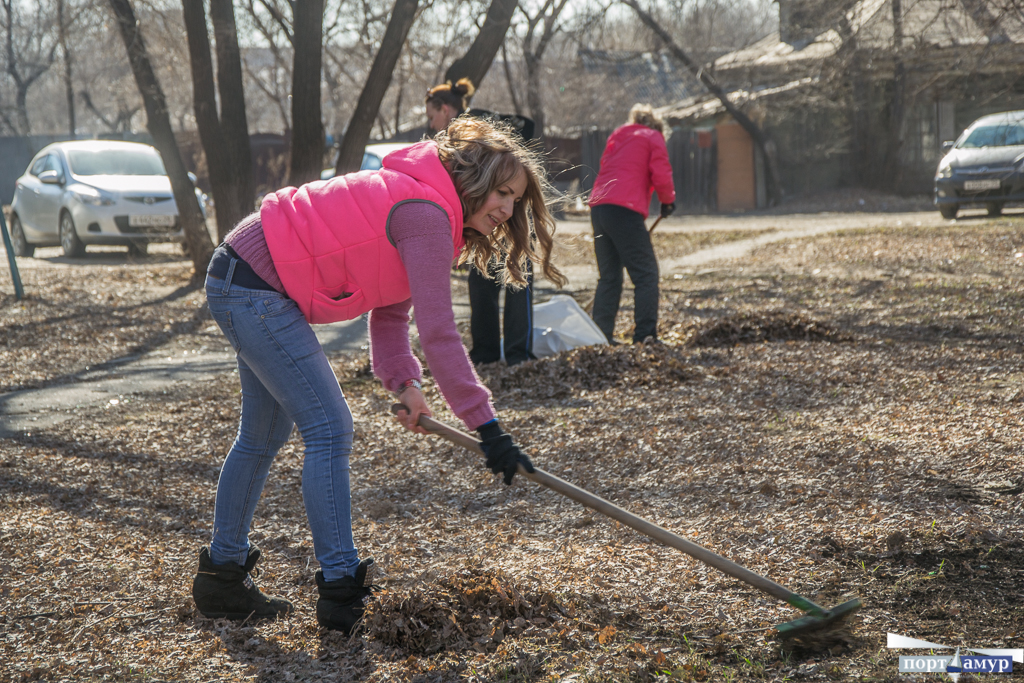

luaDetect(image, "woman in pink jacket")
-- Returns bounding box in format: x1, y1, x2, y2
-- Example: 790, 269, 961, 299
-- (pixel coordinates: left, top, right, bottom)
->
588, 104, 675, 344
191, 117, 565, 635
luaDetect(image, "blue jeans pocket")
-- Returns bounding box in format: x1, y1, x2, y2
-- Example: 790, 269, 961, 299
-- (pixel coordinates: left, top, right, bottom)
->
259, 295, 299, 318
209, 308, 241, 353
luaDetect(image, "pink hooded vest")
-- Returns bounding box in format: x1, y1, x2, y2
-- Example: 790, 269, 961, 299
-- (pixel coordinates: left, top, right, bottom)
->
259, 142, 465, 324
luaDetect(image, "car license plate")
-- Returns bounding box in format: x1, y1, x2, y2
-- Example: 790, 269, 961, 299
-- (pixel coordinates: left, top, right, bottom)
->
128, 214, 176, 228
963, 179, 1001, 191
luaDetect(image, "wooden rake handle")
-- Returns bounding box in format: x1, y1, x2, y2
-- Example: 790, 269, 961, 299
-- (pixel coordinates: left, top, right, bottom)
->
389, 404, 820, 612
648, 215, 663, 233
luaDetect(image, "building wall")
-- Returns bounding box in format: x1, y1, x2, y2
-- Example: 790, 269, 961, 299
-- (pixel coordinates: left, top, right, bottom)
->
716, 122, 756, 211
765, 104, 853, 197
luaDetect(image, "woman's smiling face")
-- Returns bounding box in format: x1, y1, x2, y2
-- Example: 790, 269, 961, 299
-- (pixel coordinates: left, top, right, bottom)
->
465, 169, 527, 236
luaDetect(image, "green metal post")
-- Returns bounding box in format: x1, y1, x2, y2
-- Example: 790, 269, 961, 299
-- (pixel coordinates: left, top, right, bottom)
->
0, 209, 24, 300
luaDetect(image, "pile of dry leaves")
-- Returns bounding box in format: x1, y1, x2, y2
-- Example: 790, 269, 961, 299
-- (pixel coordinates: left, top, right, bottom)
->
363, 565, 557, 654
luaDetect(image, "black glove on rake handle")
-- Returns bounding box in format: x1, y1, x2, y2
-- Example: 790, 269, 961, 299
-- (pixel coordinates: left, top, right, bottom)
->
477, 420, 535, 485
391, 403, 863, 638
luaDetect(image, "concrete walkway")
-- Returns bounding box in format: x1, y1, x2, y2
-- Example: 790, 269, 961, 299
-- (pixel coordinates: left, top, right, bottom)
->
0, 210, 952, 436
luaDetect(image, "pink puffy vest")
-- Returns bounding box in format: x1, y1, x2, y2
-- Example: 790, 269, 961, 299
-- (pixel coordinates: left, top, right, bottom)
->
260, 142, 465, 324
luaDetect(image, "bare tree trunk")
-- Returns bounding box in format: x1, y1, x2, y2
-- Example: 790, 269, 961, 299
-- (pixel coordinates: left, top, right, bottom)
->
524, 51, 544, 139
884, 0, 906, 190
444, 0, 517, 88
211, 0, 255, 222
520, 0, 569, 142
287, 0, 325, 187
109, 0, 213, 278
3, 0, 55, 135
501, 41, 522, 115
57, 0, 74, 136
183, 0, 241, 241
836, 11, 869, 186
334, 0, 419, 175
622, 0, 783, 205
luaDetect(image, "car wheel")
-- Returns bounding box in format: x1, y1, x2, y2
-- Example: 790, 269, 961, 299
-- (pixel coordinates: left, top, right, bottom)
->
9, 215, 34, 257
59, 211, 85, 258
939, 205, 959, 220
127, 240, 148, 257
986, 202, 1003, 217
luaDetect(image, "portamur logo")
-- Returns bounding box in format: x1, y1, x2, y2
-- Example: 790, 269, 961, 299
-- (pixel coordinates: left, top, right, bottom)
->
888, 633, 1021, 680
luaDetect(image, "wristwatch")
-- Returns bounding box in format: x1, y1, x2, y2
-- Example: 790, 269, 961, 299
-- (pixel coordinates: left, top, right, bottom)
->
397, 378, 422, 396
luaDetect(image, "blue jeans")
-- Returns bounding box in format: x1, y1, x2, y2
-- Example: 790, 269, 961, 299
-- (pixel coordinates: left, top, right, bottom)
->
204, 254, 360, 581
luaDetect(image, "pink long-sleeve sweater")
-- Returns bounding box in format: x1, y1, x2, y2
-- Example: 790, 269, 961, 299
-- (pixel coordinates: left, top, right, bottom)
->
225, 203, 496, 430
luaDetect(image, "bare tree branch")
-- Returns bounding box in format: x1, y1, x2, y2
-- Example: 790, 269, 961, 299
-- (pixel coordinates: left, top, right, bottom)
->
620, 0, 783, 204
443, 0, 517, 88
108, 0, 214, 275
334, 0, 420, 175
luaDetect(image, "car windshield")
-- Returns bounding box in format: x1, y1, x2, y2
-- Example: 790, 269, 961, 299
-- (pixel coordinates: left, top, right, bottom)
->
958, 123, 1024, 148
361, 152, 383, 171
67, 149, 167, 176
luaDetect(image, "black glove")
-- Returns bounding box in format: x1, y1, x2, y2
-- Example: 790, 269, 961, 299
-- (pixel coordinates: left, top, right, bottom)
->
477, 421, 535, 485
660, 202, 676, 218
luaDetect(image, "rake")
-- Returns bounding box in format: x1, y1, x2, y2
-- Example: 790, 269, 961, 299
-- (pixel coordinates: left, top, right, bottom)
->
391, 404, 863, 638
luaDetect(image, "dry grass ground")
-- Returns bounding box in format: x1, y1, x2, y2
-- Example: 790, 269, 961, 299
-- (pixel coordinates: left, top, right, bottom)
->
2, 216, 1024, 682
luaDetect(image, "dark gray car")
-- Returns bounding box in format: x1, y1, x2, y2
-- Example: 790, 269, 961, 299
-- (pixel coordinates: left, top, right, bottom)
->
934, 110, 1024, 219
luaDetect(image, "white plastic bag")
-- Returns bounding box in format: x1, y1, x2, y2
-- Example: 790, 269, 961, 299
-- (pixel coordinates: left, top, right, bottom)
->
531, 294, 608, 358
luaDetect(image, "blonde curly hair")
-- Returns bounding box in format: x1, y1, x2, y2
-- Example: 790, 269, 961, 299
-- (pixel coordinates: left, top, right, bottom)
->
434, 116, 566, 289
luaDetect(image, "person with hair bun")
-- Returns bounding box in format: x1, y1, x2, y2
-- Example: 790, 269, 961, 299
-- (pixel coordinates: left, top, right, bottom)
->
588, 103, 676, 344
426, 78, 539, 366
425, 78, 475, 132
191, 115, 565, 636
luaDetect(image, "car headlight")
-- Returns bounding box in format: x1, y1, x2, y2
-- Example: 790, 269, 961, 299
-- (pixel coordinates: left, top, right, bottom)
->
70, 185, 115, 206
936, 164, 953, 179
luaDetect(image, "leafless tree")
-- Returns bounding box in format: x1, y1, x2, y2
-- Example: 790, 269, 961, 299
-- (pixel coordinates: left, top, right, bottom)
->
79, 89, 139, 132
108, 0, 213, 275
333, 0, 419, 174
183, 0, 255, 240
236, 0, 293, 133
622, 0, 784, 204
2, 0, 58, 134
288, 0, 326, 186
518, 0, 571, 140
444, 0, 517, 87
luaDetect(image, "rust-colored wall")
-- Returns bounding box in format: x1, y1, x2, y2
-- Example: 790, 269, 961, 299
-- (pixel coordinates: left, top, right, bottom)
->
716, 122, 756, 212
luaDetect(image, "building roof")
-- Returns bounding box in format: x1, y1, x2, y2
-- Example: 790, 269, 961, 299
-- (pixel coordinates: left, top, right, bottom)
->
578, 48, 699, 104
712, 0, 1024, 74
656, 77, 818, 125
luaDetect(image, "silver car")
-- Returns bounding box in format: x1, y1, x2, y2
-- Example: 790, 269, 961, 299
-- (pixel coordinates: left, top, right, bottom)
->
9, 140, 206, 257
320, 142, 417, 180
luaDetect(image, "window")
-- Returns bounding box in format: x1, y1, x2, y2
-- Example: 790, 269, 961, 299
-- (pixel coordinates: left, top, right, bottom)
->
43, 154, 63, 180
30, 156, 47, 177
958, 122, 1024, 148
66, 148, 167, 176
361, 152, 383, 171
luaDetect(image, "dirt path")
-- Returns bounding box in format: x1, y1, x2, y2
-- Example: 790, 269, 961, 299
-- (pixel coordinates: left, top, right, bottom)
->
547, 207, 978, 291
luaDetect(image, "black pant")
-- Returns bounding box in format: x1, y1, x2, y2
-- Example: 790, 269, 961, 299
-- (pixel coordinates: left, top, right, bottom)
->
468, 261, 534, 366
590, 203, 659, 343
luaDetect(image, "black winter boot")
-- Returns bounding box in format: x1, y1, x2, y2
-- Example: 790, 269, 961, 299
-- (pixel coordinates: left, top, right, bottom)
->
315, 558, 378, 634
191, 545, 293, 621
